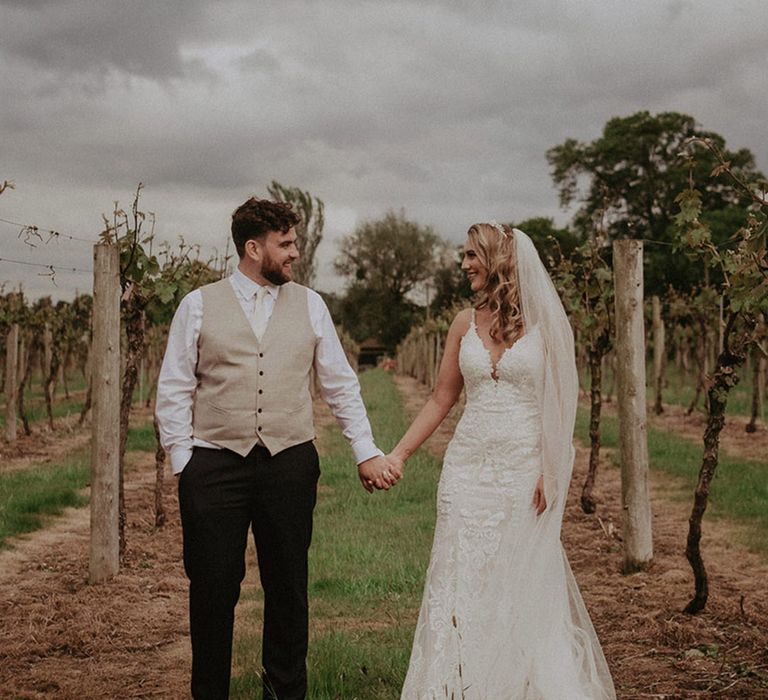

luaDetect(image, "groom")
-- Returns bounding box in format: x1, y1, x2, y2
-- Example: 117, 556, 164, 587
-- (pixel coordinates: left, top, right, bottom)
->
155, 197, 400, 699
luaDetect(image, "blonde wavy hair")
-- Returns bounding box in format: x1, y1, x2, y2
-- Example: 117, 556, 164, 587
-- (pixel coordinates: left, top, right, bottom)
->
467, 222, 524, 344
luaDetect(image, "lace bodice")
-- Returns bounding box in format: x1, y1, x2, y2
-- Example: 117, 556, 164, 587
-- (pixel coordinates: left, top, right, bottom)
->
453, 316, 544, 460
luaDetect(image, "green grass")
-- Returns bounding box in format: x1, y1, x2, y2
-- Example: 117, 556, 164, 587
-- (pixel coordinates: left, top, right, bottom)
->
125, 422, 157, 452
581, 361, 760, 418
0, 448, 90, 547
0, 375, 88, 428
576, 406, 768, 555
646, 363, 757, 417
231, 368, 440, 699
0, 424, 157, 549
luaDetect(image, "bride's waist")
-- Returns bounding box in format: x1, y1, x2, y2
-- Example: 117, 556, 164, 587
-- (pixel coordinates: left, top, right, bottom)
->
454, 410, 542, 443
459, 401, 541, 421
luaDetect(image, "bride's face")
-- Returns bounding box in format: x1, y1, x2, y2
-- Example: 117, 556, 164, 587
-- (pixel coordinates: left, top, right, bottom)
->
461, 239, 488, 292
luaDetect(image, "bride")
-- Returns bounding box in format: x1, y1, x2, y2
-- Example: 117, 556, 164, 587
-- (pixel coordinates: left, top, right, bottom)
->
388, 223, 616, 699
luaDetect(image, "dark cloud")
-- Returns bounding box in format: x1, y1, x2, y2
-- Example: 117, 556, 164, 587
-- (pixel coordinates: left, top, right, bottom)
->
0, 0, 204, 80
1, 0, 767, 299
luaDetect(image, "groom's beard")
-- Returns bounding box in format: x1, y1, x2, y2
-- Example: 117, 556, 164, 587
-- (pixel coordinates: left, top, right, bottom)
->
261, 252, 293, 285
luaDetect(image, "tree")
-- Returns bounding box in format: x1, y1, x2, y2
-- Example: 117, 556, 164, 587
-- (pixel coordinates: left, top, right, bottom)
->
267, 181, 324, 286
547, 111, 763, 294
429, 244, 471, 317
511, 217, 581, 269
335, 210, 441, 350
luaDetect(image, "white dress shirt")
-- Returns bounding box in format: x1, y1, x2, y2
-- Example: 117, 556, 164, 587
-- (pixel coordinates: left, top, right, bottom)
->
156, 268, 382, 474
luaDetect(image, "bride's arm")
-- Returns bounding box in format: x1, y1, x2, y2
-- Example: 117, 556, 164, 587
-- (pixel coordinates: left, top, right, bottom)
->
388, 309, 470, 471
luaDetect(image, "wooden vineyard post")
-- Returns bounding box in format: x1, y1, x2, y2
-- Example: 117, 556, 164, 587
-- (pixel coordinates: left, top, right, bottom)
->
4, 323, 19, 442
746, 317, 766, 433
652, 295, 665, 415
89, 243, 121, 584
613, 240, 653, 573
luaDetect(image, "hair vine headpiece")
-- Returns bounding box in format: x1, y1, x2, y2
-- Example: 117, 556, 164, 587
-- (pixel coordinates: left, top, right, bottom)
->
487, 220, 508, 239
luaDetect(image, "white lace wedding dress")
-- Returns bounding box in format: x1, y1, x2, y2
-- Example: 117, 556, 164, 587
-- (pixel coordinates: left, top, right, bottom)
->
401, 312, 615, 700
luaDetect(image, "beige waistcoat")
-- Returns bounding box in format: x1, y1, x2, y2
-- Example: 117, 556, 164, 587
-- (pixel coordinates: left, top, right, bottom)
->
192, 278, 316, 456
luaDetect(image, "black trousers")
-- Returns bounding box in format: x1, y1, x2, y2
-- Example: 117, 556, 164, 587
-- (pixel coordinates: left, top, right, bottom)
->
178, 441, 320, 700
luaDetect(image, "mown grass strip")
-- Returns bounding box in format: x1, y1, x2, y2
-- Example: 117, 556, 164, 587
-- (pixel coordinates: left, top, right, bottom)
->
575, 407, 768, 555
580, 364, 759, 418
0, 448, 90, 548
0, 394, 86, 428
231, 368, 440, 699
0, 424, 156, 548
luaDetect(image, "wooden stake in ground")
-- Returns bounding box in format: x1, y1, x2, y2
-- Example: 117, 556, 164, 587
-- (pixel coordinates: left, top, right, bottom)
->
613, 239, 653, 573
4, 323, 19, 442
89, 243, 121, 584
153, 416, 166, 528
746, 316, 765, 434
652, 295, 665, 415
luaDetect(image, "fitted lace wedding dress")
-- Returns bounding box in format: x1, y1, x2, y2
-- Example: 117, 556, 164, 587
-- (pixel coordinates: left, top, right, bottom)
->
401, 311, 615, 700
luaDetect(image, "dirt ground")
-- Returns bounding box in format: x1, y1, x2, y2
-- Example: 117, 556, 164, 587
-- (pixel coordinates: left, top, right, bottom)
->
0, 449, 191, 699
1, 382, 767, 699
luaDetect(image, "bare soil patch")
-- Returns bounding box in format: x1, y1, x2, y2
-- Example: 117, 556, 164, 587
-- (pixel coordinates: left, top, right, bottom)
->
0, 418, 90, 473
646, 402, 768, 463
395, 374, 768, 699
0, 455, 191, 699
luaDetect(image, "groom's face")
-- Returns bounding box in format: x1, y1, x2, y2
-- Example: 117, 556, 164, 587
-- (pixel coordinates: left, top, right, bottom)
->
258, 228, 300, 285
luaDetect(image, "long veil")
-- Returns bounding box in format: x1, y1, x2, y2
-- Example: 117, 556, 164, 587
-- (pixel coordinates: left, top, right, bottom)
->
480, 229, 616, 699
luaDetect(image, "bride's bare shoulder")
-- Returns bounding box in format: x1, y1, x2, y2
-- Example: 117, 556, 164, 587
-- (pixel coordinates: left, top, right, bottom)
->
449, 307, 473, 337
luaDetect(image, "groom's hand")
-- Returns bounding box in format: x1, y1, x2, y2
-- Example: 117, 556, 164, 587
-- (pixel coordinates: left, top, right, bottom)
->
358, 455, 401, 493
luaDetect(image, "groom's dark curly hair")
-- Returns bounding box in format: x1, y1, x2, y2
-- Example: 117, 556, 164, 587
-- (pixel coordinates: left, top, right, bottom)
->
231, 197, 301, 257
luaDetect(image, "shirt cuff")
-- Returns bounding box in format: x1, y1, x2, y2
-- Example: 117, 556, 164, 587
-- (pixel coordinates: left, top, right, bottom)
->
170, 446, 194, 474
352, 439, 384, 466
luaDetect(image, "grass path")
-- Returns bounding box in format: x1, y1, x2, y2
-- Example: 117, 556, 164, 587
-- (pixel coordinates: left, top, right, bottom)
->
231, 369, 440, 698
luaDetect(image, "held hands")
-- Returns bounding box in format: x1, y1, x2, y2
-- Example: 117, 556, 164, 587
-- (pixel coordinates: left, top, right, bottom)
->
532, 474, 547, 515
358, 454, 403, 493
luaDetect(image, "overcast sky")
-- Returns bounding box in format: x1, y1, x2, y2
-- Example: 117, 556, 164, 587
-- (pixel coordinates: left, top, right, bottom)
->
1, 0, 766, 300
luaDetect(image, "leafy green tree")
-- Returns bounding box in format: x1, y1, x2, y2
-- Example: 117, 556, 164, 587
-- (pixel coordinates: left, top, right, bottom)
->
338, 283, 420, 350
335, 210, 441, 350
429, 244, 471, 317
510, 217, 581, 269
547, 111, 763, 294
267, 180, 324, 287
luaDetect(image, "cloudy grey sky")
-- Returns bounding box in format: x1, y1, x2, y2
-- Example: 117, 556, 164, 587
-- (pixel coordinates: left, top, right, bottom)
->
1, 0, 766, 300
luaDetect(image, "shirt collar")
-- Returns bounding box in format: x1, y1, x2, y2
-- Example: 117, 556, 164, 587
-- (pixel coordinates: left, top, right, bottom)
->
231, 267, 279, 300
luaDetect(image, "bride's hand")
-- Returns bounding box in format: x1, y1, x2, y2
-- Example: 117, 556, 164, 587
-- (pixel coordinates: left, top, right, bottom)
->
533, 474, 547, 515
386, 452, 405, 479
